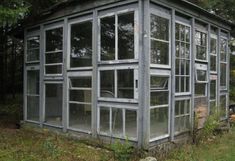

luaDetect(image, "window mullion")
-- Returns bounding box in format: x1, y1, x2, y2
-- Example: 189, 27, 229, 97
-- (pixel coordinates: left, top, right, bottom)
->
115, 14, 118, 61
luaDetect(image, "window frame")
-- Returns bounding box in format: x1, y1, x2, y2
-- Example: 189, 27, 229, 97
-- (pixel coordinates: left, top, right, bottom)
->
68, 15, 93, 70
149, 9, 171, 69
97, 103, 138, 141
149, 69, 171, 141
26, 34, 40, 64
67, 71, 92, 133
97, 7, 138, 63
195, 28, 208, 63
25, 66, 40, 123
195, 63, 208, 97
209, 75, 217, 114
219, 36, 228, 90
43, 81, 64, 128
210, 34, 218, 73
175, 20, 192, 96
44, 24, 64, 77
98, 65, 138, 103
174, 97, 191, 135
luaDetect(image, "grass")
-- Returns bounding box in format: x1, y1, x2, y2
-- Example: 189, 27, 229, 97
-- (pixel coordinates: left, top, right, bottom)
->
1, 126, 235, 161
0, 127, 114, 161
164, 127, 235, 161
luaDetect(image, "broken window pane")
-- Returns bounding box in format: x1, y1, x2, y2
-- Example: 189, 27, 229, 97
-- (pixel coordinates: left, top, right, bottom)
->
118, 12, 134, 60
70, 21, 92, 67
45, 83, 63, 126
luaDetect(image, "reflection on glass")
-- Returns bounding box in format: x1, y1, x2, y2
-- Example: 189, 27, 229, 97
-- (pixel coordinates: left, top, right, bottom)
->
118, 12, 134, 60
150, 14, 169, 40
70, 21, 92, 67
101, 16, 115, 60
100, 71, 115, 97
117, 69, 134, 98
151, 40, 169, 64
27, 36, 40, 62
46, 27, 63, 52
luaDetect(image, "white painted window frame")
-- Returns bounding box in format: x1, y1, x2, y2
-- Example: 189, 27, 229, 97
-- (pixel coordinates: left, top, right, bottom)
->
25, 34, 40, 64
44, 24, 64, 77
97, 7, 139, 63
67, 71, 92, 134
98, 65, 139, 103
175, 20, 192, 96
149, 69, 171, 142
210, 33, 218, 73
25, 66, 40, 123
195, 28, 208, 63
97, 103, 138, 141
219, 36, 228, 90
149, 9, 171, 69
67, 15, 93, 71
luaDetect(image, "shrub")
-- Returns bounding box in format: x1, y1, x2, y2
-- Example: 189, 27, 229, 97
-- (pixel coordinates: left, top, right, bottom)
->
111, 138, 134, 161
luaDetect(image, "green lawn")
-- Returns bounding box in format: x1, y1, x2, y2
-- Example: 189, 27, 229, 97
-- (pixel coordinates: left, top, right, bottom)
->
0, 125, 235, 161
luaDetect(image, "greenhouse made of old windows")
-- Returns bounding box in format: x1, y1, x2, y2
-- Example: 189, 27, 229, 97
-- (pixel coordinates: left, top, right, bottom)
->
24, 0, 234, 148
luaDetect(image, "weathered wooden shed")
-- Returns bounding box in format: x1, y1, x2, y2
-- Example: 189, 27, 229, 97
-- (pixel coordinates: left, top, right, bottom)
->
24, 0, 234, 149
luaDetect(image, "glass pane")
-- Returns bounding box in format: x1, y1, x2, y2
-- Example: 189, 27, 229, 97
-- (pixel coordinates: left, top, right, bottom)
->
70, 90, 91, 103
151, 76, 168, 90
112, 108, 123, 136
70, 21, 92, 67
27, 70, 39, 95
220, 63, 227, 87
210, 101, 216, 115
27, 96, 39, 121
118, 12, 134, 60
175, 24, 180, 40
210, 38, 217, 55
45, 52, 62, 64
220, 95, 226, 118
69, 103, 91, 131
195, 83, 206, 96
27, 36, 39, 49
196, 46, 207, 60
174, 99, 190, 133
70, 77, 91, 88
27, 49, 40, 62
45, 83, 63, 126
185, 27, 190, 43
210, 55, 216, 71
100, 107, 110, 134
220, 38, 227, 62
101, 16, 115, 61
117, 69, 134, 99
150, 14, 169, 41
151, 40, 169, 65
46, 27, 63, 52
175, 41, 180, 57
151, 91, 168, 106
100, 71, 115, 98
210, 80, 216, 100
45, 65, 62, 74
125, 110, 137, 138
150, 107, 168, 138
197, 70, 207, 81
180, 25, 185, 41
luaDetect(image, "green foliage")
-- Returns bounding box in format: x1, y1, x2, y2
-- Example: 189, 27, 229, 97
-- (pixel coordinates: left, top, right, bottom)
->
111, 139, 134, 161
0, 0, 29, 26
193, 108, 221, 144
42, 138, 61, 158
